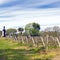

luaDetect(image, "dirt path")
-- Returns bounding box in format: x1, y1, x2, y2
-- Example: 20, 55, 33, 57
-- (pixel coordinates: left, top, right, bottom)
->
52, 55, 60, 60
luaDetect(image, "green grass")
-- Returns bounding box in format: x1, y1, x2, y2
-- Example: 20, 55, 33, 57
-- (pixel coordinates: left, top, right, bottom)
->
0, 38, 18, 49
0, 37, 57, 60
0, 49, 30, 60
0, 38, 31, 60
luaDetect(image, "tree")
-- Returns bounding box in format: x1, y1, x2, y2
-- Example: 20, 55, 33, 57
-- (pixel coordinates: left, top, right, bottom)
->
45, 27, 53, 32
18, 27, 24, 35
53, 26, 60, 36
7, 28, 17, 36
53, 26, 60, 32
44, 26, 60, 37
33, 23, 40, 30
25, 22, 40, 36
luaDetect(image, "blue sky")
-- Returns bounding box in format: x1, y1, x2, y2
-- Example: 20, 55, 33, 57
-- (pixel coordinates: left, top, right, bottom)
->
0, 0, 60, 30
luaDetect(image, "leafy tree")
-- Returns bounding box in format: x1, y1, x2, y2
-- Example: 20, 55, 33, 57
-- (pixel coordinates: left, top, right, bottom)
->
25, 22, 40, 36
18, 27, 24, 35
7, 28, 17, 36
33, 22, 40, 30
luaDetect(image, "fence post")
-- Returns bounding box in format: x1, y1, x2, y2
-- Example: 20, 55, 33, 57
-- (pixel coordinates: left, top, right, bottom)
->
50, 36, 54, 41
26, 36, 28, 44
31, 37, 36, 47
46, 35, 49, 50
46, 35, 49, 45
21, 36, 24, 44
55, 37, 60, 47
40, 37, 45, 47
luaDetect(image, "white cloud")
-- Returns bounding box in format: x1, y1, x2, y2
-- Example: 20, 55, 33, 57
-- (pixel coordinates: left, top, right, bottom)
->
0, 0, 10, 4
0, 6, 60, 30
0, 0, 16, 5
0, 0, 60, 30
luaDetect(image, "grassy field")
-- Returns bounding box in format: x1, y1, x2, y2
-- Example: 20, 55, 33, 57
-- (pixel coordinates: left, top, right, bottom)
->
0, 37, 60, 60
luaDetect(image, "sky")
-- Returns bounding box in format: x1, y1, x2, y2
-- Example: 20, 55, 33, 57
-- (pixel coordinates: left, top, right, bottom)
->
0, 0, 60, 30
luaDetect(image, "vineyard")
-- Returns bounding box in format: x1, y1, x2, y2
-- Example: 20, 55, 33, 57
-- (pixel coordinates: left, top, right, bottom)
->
9, 35, 60, 48
0, 35, 60, 60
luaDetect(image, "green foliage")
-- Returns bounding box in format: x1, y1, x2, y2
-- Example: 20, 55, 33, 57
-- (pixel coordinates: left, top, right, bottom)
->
18, 28, 24, 32
25, 22, 40, 36
29, 28, 40, 36
33, 22, 40, 30
18, 27, 24, 35
22, 32, 28, 36
7, 28, 17, 35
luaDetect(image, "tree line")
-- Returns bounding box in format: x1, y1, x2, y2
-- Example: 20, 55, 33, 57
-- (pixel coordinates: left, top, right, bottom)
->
0, 22, 60, 37
0, 22, 40, 37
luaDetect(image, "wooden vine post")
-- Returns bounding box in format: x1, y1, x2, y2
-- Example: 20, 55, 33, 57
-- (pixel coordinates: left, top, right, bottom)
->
31, 37, 36, 47
40, 37, 45, 47
55, 37, 60, 47
46, 35, 49, 50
